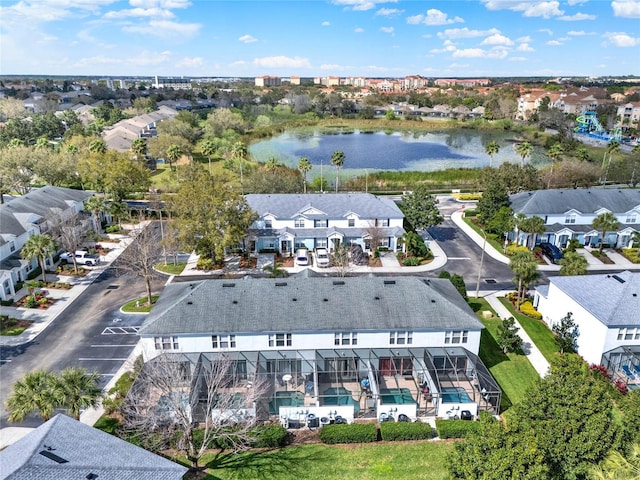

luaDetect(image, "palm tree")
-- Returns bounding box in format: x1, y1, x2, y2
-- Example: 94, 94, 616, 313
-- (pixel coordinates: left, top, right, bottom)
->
515, 214, 545, 249
21, 234, 56, 282
108, 200, 129, 229
263, 261, 287, 278
298, 157, 312, 193
84, 196, 107, 233
166, 144, 182, 172
88, 139, 107, 155
331, 150, 345, 193
485, 140, 500, 168
7, 370, 63, 422
576, 146, 590, 162
34, 137, 50, 150
590, 443, 640, 480
509, 250, 539, 306
515, 141, 533, 167
559, 251, 588, 276
546, 143, 564, 189
265, 157, 281, 172
130, 138, 147, 162
231, 141, 248, 194
602, 140, 621, 187
57, 367, 102, 420
201, 139, 216, 174
592, 212, 620, 253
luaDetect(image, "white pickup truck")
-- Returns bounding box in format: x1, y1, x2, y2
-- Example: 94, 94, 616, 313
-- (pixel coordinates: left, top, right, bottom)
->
59, 251, 101, 266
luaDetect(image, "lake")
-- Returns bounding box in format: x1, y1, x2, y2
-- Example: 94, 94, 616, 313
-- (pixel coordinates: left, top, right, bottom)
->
249, 128, 548, 178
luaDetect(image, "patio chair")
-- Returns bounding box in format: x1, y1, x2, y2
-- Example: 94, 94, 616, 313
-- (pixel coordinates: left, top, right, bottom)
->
622, 365, 637, 380
634, 364, 640, 376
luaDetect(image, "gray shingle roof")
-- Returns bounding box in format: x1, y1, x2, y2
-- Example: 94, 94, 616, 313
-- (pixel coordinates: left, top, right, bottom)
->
138, 277, 483, 336
545, 271, 640, 327
0, 186, 92, 243
510, 188, 640, 215
245, 193, 404, 220
0, 414, 187, 480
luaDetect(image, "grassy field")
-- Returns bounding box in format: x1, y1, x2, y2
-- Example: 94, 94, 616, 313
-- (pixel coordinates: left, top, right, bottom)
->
121, 295, 160, 313
468, 298, 540, 412
499, 298, 560, 363
177, 441, 455, 480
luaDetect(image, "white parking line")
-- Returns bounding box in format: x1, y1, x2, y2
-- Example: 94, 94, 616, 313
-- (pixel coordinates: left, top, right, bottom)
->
90, 344, 137, 348
78, 358, 129, 361
447, 257, 471, 260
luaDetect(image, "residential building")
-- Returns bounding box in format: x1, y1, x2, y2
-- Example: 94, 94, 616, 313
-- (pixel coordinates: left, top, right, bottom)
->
244, 193, 405, 256
137, 276, 500, 423
153, 76, 192, 90
101, 105, 177, 151
509, 188, 640, 249
434, 78, 490, 88
0, 186, 92, 301
534, 271, 640, 383
617, 102, 640, 129
255, 76, 281, 87
0, 413, 187, 479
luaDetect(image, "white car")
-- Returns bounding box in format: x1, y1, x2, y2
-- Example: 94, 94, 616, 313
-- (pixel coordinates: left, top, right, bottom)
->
315, 248, 331, 268
59, 251, 100, 266
295, 249, 309, 266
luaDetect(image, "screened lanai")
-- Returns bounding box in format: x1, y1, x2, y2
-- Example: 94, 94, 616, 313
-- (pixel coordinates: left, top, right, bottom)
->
602, 346, 640, 386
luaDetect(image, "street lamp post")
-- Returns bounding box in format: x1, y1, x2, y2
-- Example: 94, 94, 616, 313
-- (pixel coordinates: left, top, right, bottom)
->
475, 229, 487, 298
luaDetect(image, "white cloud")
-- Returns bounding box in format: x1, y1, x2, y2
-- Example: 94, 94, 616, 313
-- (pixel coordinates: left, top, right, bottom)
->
437, 27, 500, 39
517, 35, 532, 42
612, 0, 640, 18
407, 9, 464, 26
567, 0, 587, 4
331, 0, 391, 12
376, 8, 403, 16
321, 21, 331, 26
176, 56, 203, 68
538, 28, 554, 35
122, 19, 200, 37
509, 56, 528, 61
430, 39, 458, 54
238, 34, 258, 44
380, 26, 394, 34
567, 30, 587, 35
452, 47, 508, 59
0, 0, 116, 26
129, 0, 191, 8
103, 7, 175, 19
481, 1, 564, 18
602, 31, 640, 47
481, 33, 514, 45
253, 55, 312, 68
73, 49, 172, 68
558, 12, 596, 20
517, 42, 534, 51
354, 27, 364, 33
546, 40, 563, 45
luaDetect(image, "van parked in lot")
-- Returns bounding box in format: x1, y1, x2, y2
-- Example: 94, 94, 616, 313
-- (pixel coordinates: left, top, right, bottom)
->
295, 249, 309, 266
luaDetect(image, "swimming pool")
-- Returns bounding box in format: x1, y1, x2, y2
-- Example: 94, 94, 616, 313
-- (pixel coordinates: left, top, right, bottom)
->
440, 387, 472, 403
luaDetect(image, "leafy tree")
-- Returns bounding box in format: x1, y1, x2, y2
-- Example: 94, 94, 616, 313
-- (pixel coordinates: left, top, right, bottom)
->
546, 143, 564, 188
402, 231, 428, 258
117, 222, 159, 305
399, 185, 443, 231
57, 367, 102, 420
450, 273, 468, 301
298, 157, 312, 193
476, 181, 510, 227
21, 234, 56, 282
559, 251, 588, 276
479, 162, 543, 194
509, 250, 539, 306
515, 141, 533, 167
130, 138, 147, 161
88, 139, 107, 155
245, 165, 302, 194
265, 156, 281, 172
592, 212, 620, 253
231, 141, 248, 194
200, 138, 216, 173
49, 211, 86, 274
552, 312, 579, 354
486, 206, 515, 238
331, 150, 345, 193
262, 261, 287, 278
84, 196, 107, 233
7, 370, 63, 422
497, 316, 523, 353
590, 444, 640, 480
170, 166, 257, 264
485, 140, 500, 168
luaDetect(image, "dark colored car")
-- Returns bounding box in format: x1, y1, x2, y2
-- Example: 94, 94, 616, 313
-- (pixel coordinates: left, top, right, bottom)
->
539, 242, 564, 264
350, 244, 369, 266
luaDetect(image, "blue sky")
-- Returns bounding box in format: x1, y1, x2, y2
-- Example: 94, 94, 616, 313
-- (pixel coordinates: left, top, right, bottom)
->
1, 0, 639, 78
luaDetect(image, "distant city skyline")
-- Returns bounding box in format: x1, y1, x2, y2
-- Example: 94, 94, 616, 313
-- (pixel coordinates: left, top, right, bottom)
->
1, 0, 639, 78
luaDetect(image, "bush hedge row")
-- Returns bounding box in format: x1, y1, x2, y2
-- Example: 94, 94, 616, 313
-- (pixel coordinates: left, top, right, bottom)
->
318, 423, 378, 444
379, 421, 434, 441
435, 419, 480, 439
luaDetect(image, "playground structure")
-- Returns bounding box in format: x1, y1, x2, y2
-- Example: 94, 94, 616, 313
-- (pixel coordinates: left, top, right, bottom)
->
574, 111, 622, 143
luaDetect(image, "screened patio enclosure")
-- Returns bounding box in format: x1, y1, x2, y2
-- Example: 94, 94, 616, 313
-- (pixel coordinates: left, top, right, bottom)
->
134, 347, 500, 426
601, 346, 640, 386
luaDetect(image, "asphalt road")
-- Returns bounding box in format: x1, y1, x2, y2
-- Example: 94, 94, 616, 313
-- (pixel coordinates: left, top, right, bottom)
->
0, 233, 168, 429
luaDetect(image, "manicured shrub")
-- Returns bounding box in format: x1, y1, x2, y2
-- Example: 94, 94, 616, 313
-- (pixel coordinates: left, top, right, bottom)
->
251, 424, 289, 448
196, 257, 216, 270
505, 244, 530, 257
318, 423, 378, 444
436, 419, 481, 439
380, 421, 433, 441
519, 301, 542, 319
402, 256, 420, 266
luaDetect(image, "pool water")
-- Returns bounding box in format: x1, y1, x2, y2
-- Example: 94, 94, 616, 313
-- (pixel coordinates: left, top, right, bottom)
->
440, 387, 472, 403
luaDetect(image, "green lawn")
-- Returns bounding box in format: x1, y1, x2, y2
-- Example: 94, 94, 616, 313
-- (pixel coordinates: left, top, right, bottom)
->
121, 295, 160, 313
469, 298, 540, 412
461, 215, 506, 254
499, 298, 560, 363
154, 262, 187, 275
178, 442, 454, 480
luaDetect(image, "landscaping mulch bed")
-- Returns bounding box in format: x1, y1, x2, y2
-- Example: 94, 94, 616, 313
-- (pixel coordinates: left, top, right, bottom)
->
57, 266, 91, 277
14, 296, 55, 309
0, 316, 32, 336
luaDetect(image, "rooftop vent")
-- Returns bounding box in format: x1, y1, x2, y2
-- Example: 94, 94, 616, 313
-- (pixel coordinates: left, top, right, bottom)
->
275, 282, 287, 287
374, 296, 380, 300
612, 275, 626, 284
223, 283, 236, 288
323, 298, 328, 302
86, 474, 99, 480
383, 280, 396, 285
187, 301, 193, 305
232, 300, 238, 304
431, 299, 436, 303
292, 298, 297, 301
333, 281, 345, 286
39, 450, 68, 464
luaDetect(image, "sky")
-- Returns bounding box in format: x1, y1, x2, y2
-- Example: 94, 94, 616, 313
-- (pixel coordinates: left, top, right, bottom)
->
1, 0, 639, 78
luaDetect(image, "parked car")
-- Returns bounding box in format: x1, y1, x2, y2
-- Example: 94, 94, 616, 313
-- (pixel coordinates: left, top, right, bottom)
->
59, 250, 101, 266
315, 248, 331, 268
350, 244, 369, 266
539, 242, 564, 264
295, 249, 310, 267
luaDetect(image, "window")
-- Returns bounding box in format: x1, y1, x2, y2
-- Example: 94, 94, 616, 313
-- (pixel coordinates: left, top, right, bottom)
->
264, 239, 275, 249
9, 242, 15, 253
334, 332, 358, 346
618, 328, 638, 341
381, 219, 389, 227
294, 218, 305, 228
565, 214, 576, 224
212, 334, 236, 349
348, 218, 355, 227
389, 331, 413, 345
154, 336, 179, 350
269, 333, 292, 347
264, 219, 272, 229
626, 214, 637, 223
315, 219, 328, 228
316, 239, 327, 248
445, 330, 469, 344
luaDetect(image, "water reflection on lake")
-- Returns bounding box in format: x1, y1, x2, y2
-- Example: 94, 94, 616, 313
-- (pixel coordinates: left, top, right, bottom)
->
249, 128, 547, 177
